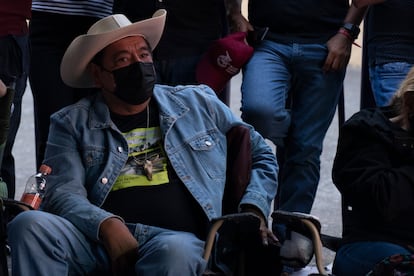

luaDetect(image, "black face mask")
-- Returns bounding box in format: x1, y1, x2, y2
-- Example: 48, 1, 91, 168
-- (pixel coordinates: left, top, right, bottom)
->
111, 62, 156, 105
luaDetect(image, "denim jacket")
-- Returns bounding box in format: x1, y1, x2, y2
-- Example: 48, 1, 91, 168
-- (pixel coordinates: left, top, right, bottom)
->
42, 84, 278, 241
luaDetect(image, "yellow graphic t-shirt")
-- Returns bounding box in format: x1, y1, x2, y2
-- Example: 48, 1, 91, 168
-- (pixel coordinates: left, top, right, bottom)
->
112, 126, 169, 191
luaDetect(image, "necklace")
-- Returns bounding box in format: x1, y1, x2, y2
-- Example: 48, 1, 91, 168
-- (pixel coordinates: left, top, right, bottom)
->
132, 105, 153, 181
143, 105, 153, 180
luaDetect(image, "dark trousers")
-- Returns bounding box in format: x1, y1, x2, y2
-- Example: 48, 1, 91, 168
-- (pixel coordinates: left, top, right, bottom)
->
0, 34, 29, 198
155, 55, 230, 106
29, 11, 99, 168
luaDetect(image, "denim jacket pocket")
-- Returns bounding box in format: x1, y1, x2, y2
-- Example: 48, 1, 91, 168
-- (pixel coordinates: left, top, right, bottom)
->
81, 146, 107, 168
187, 132, 226, 180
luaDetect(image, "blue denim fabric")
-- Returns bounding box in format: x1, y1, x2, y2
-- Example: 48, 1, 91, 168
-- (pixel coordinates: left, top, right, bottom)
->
332, 241, 411, 276
369, 62, 414, 107
8, 210, 207, 275
0, 34, 29, 198
241, 40, 345, 219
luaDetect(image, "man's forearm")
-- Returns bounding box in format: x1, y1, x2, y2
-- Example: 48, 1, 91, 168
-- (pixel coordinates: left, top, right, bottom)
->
224, 0, 242, 16
344, 3, 368, 25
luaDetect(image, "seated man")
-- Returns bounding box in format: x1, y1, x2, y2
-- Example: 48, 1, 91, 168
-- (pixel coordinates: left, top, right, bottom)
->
332, 66, 414, 275
7, 9, 279, 276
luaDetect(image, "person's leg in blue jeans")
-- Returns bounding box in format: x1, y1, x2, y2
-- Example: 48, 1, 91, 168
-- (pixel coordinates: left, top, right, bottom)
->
241, 40, 292, 148
333, 241, 412, 276
131, 224, 207, 275
8, 211, 110, 275
243, 41, 344, 274
369, 61, 413, 107
241, 40, 345, 236
8, 211, 207, 275
277, 42, 345, 215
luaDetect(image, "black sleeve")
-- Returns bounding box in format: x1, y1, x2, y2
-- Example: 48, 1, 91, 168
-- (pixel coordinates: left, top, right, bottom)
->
332, 124, 414, 222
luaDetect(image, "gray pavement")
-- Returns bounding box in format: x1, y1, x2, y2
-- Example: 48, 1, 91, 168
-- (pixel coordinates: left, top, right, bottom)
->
11, 63, 362, 272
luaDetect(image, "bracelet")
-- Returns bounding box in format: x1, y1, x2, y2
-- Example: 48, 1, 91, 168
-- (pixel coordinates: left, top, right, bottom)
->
337, 28, 361, 48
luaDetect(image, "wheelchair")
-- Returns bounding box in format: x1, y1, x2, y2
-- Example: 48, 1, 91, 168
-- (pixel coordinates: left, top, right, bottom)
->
0, 125, 283, 276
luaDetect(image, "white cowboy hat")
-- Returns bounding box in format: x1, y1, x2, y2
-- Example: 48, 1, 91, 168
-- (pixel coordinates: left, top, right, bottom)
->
61, 9, 167, 88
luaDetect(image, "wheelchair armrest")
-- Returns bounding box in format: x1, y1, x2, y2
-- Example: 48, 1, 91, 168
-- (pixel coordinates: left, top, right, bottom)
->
204, 212, 260, 261
272, 210, 321, 232
272, 211, 342, 252
1, 197, 33, 225
1, 198, 33, 212
272, 210, 330, 275
320, 233, 342, 252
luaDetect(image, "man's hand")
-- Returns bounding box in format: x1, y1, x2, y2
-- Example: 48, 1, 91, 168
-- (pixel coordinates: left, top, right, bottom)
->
99, 217, 139, 276
224, 0, 253, 33
241, 206, 280, 247
257, 214, 280, 247
322, 33, 352, 73
228, 13, 253, 33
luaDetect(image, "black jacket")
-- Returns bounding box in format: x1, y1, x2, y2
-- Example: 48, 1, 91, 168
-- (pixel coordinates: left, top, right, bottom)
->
333, 107, 414, 248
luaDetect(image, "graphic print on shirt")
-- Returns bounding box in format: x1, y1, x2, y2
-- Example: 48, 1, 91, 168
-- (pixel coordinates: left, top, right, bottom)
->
112, 126, 169, 191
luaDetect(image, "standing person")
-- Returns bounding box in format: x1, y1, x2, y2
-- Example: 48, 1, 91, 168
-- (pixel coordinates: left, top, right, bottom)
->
8, 11, 280, 275
364, 0, 414, 107
0, 79, 13, 197
29, 0, 113, 169
112, 0, 238, 104
227, 0, 366, 261
0, 0, 31, 198
331, 66, 414, 276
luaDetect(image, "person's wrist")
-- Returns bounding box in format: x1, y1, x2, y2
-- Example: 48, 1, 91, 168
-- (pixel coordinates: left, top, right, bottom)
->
99, 217, 125, 241
338, 27, 354, 42
341, 22, 360, 40
337, 27, 361, 48
240, 204, 266, 222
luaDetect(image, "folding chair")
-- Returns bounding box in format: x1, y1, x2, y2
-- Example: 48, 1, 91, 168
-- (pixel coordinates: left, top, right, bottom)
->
203, 125, 282, 276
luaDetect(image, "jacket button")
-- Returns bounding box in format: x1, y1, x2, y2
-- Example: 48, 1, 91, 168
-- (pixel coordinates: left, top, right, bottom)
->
205, 141, 212, 146
117, 146, 123, 153
101, 177, 108, 184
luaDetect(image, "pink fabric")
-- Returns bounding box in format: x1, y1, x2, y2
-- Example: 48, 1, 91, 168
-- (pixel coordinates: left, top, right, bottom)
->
196, 32, 253, 94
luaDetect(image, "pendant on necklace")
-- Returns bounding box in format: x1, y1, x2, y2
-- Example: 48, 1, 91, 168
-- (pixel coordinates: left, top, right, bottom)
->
143, 159, 153, 181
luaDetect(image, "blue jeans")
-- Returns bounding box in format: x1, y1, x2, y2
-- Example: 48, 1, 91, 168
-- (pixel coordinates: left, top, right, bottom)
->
241, 40, 345, 231
8, 211, 207, 275
333, 241, 412, 276
0, 34, 29, 198
369, 61, 413, 107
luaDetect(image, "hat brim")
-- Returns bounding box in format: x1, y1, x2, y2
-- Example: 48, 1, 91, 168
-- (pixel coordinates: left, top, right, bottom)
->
61, 9, 166, 88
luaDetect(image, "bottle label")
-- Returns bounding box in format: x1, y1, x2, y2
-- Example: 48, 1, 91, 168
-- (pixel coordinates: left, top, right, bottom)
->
21, 192, 42, 209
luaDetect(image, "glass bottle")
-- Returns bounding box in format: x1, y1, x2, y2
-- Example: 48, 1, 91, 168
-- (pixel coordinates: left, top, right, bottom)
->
20, 165, 51, 209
